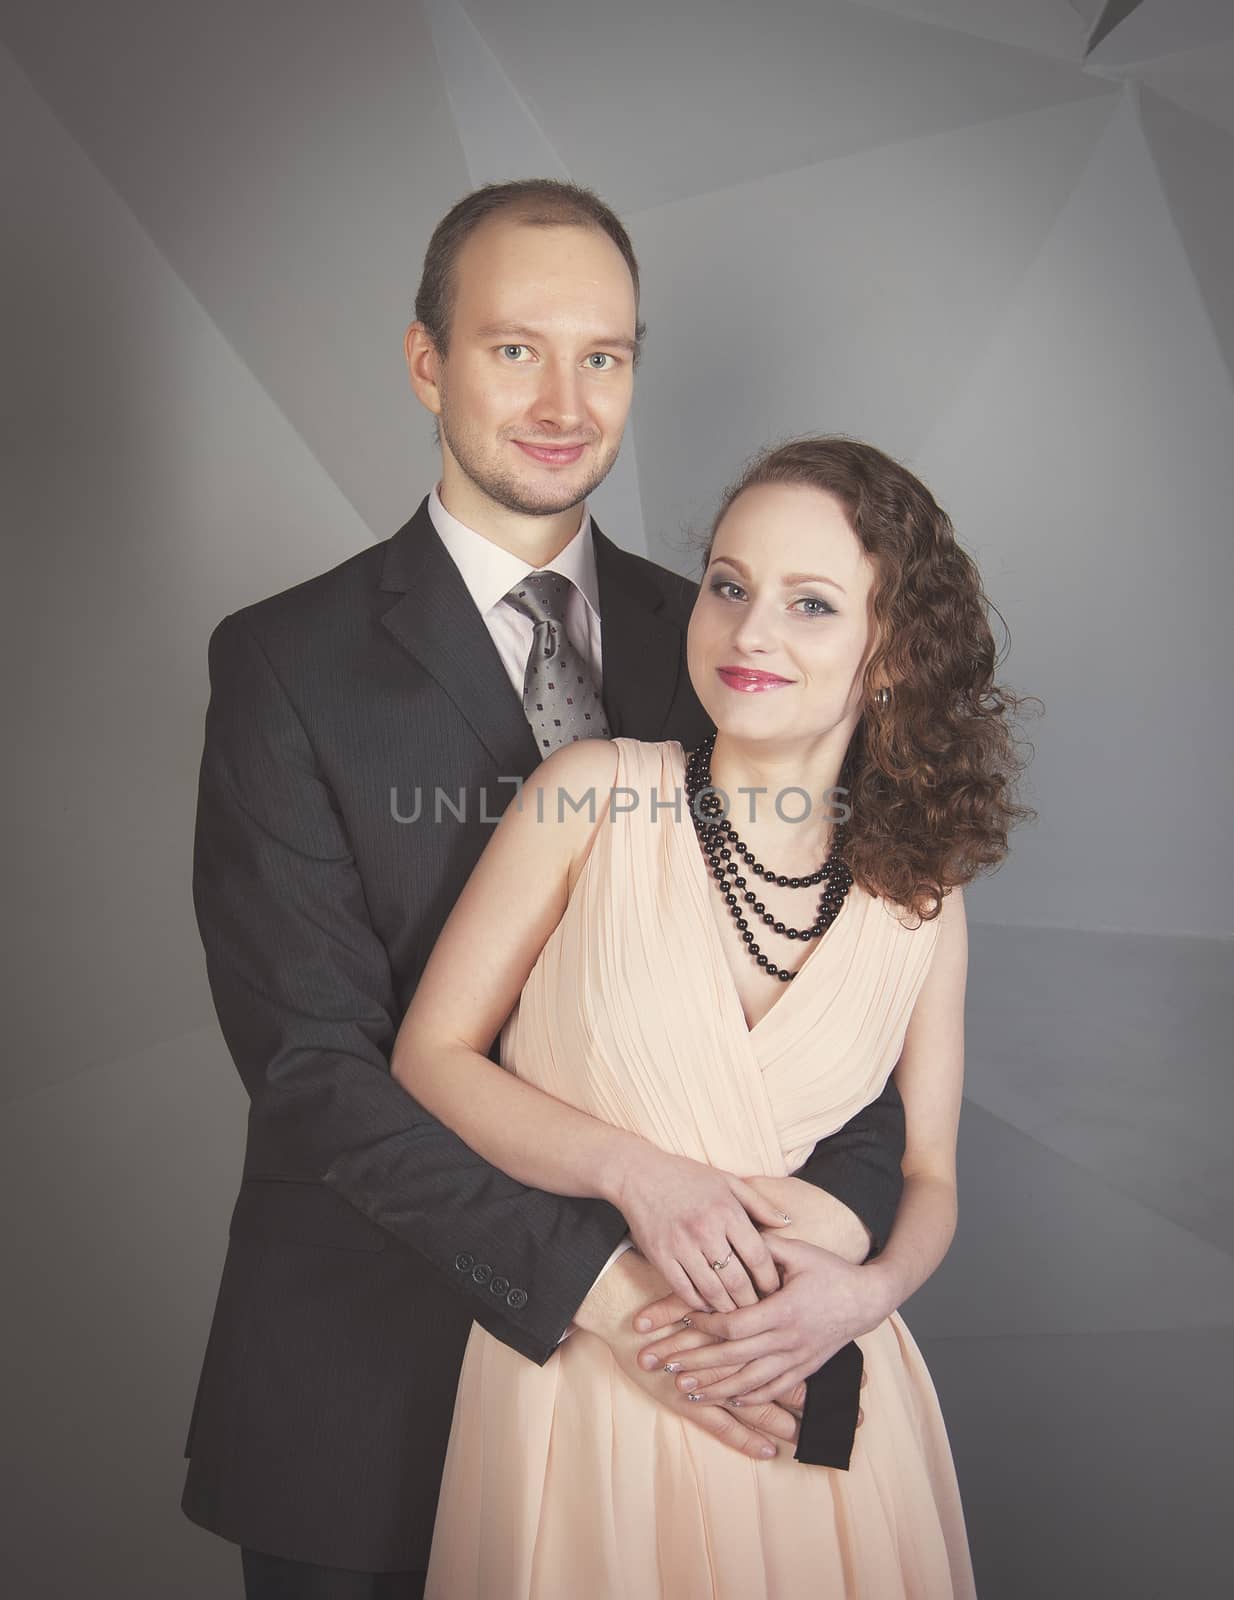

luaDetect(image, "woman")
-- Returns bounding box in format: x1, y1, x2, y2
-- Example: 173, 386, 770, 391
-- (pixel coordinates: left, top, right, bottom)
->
394, 437, 1032, 1598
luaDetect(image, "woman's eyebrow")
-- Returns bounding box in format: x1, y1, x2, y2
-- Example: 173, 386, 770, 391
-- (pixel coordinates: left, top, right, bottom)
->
782, 571, 846, 594
710, 555, 846, 595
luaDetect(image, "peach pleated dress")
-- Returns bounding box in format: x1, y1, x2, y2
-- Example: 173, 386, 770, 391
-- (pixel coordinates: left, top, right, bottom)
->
425, 739, 975, 1599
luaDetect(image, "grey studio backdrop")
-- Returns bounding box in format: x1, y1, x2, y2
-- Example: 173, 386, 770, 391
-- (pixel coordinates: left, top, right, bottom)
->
2, 2, 1232, 1596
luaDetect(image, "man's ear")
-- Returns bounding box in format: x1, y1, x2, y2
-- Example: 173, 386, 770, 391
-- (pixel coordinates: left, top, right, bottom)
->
405, 321, 443, 416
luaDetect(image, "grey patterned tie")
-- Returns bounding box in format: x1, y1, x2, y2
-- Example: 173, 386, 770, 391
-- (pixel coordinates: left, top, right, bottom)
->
503, 571, 610, 753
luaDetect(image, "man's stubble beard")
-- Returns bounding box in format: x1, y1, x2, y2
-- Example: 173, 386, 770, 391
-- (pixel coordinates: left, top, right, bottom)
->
437, 383, 623, 519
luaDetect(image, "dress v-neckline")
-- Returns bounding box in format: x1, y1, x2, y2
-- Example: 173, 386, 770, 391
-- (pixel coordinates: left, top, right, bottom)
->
666, 741, 857, 1041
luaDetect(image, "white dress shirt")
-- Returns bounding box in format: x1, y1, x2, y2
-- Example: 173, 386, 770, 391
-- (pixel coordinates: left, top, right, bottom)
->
428, 487, 603, 695
427, 487, 633, 1318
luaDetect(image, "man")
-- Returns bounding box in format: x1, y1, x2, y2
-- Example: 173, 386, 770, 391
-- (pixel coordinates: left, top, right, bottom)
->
183, 180, 906, 1599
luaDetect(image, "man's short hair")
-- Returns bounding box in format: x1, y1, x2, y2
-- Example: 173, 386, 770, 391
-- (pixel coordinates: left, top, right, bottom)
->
414, 179, 644, 360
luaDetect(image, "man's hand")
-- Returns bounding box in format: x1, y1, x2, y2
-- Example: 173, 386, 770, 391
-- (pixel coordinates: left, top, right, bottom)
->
634, 1232, 896, 1408
572, 1248, 803, 1459
634, 1316, 814, 1417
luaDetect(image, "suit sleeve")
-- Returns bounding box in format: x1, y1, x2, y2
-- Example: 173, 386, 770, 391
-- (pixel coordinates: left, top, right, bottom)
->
193, 612, 627, 1365
787, 1071, 906, 1468
790, 1076, 906, 1260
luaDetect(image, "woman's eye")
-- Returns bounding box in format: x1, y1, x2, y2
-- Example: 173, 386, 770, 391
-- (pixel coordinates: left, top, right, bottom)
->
586, 353, 615, 370
794, 596, 835, 617
709, 579, 745, 601
500, 345, 529, 361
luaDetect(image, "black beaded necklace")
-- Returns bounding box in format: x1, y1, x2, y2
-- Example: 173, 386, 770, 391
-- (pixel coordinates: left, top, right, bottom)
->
685, 732, 854, 984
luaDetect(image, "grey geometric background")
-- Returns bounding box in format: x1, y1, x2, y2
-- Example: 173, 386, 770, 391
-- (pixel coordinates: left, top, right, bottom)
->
2, 2, 1231, 1595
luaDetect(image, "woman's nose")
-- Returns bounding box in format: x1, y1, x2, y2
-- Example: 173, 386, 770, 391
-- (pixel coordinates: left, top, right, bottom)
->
729, 601, 775, 655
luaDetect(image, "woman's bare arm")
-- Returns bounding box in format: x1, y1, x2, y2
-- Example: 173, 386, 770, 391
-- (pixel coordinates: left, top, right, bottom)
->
745, 1175, 871, 1264
858, 884, 968, 1307
390, 738, 791, 1311
392, 738, 635, 1195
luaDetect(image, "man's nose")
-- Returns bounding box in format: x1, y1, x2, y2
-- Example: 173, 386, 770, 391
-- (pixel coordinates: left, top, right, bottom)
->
530, 362, 585, 431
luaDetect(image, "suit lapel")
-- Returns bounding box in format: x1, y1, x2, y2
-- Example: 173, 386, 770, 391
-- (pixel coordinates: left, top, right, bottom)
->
378, 502, 688, 767
378, 501, 541, 776
593, 522, 683, 740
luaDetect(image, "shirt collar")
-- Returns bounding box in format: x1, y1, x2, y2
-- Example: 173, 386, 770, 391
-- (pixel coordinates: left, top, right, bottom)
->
428, 485, 601, 621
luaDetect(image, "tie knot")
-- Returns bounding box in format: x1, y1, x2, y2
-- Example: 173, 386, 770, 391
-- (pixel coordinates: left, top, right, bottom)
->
503, 570, 575, 630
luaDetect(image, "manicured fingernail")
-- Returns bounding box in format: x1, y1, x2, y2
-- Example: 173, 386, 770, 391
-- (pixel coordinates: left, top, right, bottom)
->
635, 1317, 652, 1331
664, 1362, 681, 1373
760, 1445, 777, 1458
639, 1353, 660, 1369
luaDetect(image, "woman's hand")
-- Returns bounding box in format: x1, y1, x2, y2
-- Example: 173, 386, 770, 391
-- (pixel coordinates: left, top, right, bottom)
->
641, 1233, 891, 1407
573, 1251, 804, 1460
637, 1316, 860, 1422
630, 1169, 898, 1408
604, 1145, 793, 1312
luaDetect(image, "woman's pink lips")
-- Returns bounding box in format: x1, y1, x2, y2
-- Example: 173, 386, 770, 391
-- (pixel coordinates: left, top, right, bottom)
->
717, 667, 793, 692
514, 440, 588, 465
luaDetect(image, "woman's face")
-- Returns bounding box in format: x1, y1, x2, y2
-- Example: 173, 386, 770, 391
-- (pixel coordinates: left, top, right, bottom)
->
687, 482, 879, 755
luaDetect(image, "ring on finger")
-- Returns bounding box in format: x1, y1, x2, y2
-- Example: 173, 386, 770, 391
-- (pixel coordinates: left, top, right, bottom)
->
710, 1250, 734, 1272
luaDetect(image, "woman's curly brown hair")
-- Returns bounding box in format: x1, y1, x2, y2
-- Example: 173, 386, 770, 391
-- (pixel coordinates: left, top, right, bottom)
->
703, 436, 1039, 922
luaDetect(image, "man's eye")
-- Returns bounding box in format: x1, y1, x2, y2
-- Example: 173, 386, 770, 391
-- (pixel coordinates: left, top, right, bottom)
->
501, 345, 528, 361
586, 353, 615, 370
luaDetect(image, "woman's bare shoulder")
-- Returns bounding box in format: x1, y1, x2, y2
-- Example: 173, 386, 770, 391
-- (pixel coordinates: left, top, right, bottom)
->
525, 737, 622, 801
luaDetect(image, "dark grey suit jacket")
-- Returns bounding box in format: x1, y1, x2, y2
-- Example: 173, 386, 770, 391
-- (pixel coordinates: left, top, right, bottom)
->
181, 500, 904, 1571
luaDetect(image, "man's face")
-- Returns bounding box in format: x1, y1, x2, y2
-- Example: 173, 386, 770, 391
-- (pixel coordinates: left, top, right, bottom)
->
426, 218, 638, 518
